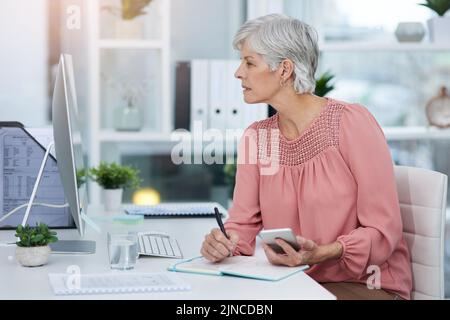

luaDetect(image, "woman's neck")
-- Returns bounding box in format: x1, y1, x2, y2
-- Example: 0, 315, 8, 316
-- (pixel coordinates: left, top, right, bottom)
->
269, 92, 328, 139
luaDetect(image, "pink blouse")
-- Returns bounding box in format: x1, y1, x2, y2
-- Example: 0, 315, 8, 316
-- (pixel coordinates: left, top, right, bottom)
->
224, 97, 413, 300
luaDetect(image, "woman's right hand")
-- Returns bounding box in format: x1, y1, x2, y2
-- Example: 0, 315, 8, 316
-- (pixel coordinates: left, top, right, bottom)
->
201, 228, 239, 263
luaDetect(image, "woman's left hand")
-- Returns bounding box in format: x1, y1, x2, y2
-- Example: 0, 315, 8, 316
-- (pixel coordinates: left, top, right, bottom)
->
262, 236, 343, 267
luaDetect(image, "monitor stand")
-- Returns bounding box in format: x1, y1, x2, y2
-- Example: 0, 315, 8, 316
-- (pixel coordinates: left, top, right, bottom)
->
50, 240, 96, 254
48, 209, 99, 254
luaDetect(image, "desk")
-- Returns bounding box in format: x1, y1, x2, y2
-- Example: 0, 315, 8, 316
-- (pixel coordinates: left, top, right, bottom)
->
0, 213, 335, 300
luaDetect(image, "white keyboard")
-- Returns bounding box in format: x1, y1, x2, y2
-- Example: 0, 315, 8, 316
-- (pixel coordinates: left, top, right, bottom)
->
124, 202, 226, 217
137, 232, 183, 259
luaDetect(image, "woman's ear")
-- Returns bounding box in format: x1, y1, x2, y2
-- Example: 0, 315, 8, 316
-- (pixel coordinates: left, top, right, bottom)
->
279, 59, 294, 82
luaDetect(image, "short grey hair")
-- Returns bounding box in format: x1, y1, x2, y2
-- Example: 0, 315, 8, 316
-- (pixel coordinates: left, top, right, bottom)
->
233, 14, 319, 94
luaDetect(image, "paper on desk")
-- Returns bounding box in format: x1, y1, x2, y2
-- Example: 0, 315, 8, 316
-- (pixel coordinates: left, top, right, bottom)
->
27, 127, 55, 157
48, 272, 191, 295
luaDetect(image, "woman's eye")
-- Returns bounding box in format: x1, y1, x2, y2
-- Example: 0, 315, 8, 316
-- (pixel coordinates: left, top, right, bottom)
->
246, 62, 253, 66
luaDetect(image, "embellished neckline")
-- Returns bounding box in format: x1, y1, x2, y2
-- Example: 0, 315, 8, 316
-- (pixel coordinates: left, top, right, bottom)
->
273, 97, 332, 144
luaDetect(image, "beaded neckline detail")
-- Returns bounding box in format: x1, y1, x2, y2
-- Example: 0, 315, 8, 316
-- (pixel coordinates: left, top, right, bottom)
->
253, 99, 345, 167
274, 99, 331, 144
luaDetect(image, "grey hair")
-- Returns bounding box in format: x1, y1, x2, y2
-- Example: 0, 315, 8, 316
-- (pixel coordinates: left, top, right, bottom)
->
233, 14, 319, 94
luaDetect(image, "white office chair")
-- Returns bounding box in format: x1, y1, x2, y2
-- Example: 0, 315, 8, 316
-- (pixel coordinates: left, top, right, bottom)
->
394, 165, 448, 300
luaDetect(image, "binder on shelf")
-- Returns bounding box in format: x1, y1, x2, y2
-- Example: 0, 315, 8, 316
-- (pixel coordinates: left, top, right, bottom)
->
209, 60, 228, 131
182, 59, 269, 133
241, 101, 267, 129
174, 62, 191, 130
226, 60, 244, 130
190, 60, 209, 131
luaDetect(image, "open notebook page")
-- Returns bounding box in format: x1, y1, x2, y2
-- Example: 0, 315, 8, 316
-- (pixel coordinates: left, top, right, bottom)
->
171, 246, 308, 281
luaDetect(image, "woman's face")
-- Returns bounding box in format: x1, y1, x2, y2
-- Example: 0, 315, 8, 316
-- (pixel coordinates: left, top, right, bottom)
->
234, 41, 282, 105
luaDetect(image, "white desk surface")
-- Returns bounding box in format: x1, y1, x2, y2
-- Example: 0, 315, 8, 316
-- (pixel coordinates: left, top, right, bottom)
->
0, 211, 335, 300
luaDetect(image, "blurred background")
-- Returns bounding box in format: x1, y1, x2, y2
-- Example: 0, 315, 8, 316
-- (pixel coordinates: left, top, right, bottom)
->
1, 1, 450, 289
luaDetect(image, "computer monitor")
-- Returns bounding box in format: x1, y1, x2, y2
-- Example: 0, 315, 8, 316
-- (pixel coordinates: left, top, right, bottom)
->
52, 54, 87, 235
51, 54, 96, 253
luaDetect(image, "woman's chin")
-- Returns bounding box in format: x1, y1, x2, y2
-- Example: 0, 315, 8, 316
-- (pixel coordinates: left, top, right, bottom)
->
243, 95, 262, 104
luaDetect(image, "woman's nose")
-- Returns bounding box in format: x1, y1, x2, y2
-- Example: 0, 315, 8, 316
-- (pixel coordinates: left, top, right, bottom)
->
234, 64, 243, 79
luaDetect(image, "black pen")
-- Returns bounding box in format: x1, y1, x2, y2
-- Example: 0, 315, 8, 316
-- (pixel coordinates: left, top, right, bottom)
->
214, 207, 229, 239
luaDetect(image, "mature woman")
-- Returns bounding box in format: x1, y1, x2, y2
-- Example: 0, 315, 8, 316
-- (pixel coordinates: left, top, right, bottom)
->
201, 14, 412, 300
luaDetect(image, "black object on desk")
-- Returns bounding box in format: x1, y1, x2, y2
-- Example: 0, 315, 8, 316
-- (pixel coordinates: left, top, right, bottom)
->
214, 207, 229, 239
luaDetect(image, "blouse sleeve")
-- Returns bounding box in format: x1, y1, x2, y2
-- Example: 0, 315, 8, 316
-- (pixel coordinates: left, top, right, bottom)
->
224, 125, 263, 256
336, 104, 403, 279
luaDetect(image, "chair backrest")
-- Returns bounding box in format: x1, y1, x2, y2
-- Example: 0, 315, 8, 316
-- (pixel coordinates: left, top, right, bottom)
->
394, 165, 448, 300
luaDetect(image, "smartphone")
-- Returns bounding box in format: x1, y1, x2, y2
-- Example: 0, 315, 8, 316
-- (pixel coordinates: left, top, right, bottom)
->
258, 228, 300, 254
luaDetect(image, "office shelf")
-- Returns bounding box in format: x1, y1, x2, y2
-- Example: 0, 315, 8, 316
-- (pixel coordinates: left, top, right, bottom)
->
99, 130, 173, 142
87, 0, 171, 205
98, 126, 450, 144
319, 42, 450, 52
383, 126, 450, 141
99, 39, 164, 49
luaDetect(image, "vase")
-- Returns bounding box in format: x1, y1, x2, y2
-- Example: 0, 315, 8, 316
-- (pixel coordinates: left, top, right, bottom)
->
427, 17, 450, 43
104, 188, 123, 213
16, 245, 51, 267
395, 22, 425, 42
114, 105, 143, 131
115, 18, 144, 39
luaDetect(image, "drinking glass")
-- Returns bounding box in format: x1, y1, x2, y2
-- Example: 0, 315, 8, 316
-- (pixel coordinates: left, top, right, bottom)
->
107, 232, 138, 270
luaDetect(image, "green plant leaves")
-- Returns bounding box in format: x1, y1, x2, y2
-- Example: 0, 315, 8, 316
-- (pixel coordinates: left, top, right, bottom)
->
419, 0, 450, 16
89, 162, 141, 190
15, 223, 58, 247
315, 71, 336, 98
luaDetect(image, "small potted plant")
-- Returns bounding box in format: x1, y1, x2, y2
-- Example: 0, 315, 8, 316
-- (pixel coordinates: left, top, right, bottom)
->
89, 162, 141, 212
314, 71, 336, 98
103, 0, 154, 39
15, 223, 58, 267
419, 0, 450, 42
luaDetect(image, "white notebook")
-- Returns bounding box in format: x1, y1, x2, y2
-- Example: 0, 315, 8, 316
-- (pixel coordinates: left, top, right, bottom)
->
168, 246, 309, 281
48, 272, 191, 296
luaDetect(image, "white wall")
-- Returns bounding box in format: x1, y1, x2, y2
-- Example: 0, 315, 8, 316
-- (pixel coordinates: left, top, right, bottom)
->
171, 0, 245, 61
0, 0, 48, 126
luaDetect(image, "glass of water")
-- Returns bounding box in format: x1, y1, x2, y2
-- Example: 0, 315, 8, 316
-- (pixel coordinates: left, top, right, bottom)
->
107, 232, 138, 270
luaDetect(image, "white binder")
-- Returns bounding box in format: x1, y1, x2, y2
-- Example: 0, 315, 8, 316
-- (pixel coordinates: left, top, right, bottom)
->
226, 60, 244, 130
228, 59, 268, 128
209, 60, 228, 131
190, 60, 209, 130
242, 101, 268, 128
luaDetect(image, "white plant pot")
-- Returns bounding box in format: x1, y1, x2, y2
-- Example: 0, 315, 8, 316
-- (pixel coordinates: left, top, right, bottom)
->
16, 245, 51, 267
427, 17, 450, 43
104, 188, 123, 213
115, 18, 144, 39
